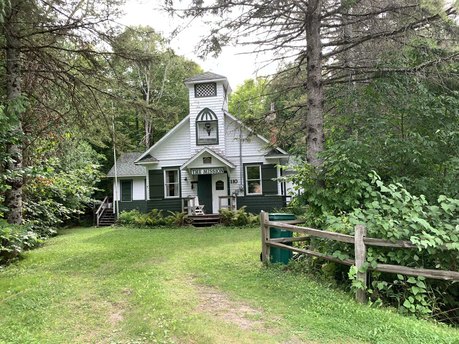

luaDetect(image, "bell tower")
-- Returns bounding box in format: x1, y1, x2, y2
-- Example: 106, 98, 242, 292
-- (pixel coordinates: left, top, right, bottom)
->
184, 72, 231, 155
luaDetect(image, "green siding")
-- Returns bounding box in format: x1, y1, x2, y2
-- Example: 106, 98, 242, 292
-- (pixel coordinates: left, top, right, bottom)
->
261, 164, 278, 195
119, 200, 148, 213
119, 200, 182, 213
147, 199, 182, 212
121, 180, 133, 202
237, 196, 285, 214
149, 169, 164, 199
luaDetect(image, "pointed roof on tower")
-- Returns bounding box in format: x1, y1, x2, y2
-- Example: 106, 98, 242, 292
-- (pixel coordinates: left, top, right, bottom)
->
184, 71, 231, 93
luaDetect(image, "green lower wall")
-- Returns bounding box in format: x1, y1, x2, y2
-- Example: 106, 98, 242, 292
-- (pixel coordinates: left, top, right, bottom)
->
237, 196, 286, 214
147, 199, 182, 212
119, 201, 148, 213
119, 196, 284, 215
118, 199, 182, 213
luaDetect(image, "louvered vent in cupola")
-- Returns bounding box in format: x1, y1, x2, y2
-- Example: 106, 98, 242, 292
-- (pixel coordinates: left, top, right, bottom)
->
194, 82, 217, 97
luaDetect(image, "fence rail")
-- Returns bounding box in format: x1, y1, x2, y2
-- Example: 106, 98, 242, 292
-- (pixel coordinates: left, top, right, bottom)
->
260, 212, 459, 303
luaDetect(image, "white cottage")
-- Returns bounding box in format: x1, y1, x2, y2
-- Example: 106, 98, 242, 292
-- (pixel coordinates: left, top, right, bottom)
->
107, 72, 291, 218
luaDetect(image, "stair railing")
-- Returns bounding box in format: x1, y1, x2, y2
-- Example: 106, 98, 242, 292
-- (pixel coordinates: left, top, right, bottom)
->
95, 196, 109, 227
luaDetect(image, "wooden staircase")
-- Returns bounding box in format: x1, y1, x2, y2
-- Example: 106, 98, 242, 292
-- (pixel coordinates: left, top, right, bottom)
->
96, 197, 116, 226
98, 209, 116, 226
188, 214, 221, 227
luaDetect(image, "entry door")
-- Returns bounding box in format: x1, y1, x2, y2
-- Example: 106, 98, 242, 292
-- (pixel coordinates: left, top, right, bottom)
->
212, 174, 227, 212
197, 175, 213, 214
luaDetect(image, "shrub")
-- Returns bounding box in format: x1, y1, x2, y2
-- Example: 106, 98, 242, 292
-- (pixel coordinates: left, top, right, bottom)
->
0, 220, 42, 266
290, 167, 459, 322
117, 209, 189, 227
219, 207, 259, 226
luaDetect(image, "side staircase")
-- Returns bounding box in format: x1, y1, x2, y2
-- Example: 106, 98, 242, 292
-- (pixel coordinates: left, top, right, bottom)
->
98, 209, 116, 226
95, 197, 116, 226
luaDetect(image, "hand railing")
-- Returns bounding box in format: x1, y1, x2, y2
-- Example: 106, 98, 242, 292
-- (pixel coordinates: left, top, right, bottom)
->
95, 196, 109, 226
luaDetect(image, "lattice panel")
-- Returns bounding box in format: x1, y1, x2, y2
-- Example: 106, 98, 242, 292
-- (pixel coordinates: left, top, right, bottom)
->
195, 82, 217, 97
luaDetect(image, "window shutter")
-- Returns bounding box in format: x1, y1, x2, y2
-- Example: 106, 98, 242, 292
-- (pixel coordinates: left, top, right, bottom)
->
121, 180, 132, 202
149, 170, 164, 199
261, 164, 278, 195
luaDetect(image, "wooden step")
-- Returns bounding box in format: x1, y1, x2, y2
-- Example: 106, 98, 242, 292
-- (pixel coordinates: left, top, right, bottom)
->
189, 214, 221, 227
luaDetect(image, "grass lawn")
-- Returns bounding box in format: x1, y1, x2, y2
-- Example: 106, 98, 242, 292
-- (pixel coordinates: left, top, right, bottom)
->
0, 226, 458, 344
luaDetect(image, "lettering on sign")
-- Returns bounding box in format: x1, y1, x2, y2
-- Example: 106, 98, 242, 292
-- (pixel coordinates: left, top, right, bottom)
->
190, 167, 225, 175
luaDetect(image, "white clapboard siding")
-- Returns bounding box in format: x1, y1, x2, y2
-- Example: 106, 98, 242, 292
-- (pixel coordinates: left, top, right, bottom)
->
225, 114, 270, 158
150, 119, 191, 161
113, 177, 146, 201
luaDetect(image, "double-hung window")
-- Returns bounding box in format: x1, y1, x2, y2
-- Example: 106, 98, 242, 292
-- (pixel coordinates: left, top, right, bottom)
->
245, 165, 262, 195
164, 169, 179, 198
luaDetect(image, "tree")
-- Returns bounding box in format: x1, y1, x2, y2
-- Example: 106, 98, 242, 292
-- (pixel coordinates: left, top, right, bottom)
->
167, 0, 458, 167
111, 26, 202, 149
1, 0, 123, 224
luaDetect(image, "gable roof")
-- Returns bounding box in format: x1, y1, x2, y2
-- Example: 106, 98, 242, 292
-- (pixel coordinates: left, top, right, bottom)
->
181, 147, 236, 170
184, 72, 227, 83
224, 111, 289, 155
136, 154, 158, 164
134, 116, 190, 164
107, 152, 145, 177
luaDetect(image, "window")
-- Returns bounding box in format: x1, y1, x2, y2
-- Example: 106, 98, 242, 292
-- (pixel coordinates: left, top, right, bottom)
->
195, 82, 217, 97
120, 180, 132, 202
245, 165, 262, 195
196, 108, 218, 145
164, 169, 179, 198
216, 180, 224, 190
203, 157, 212, 164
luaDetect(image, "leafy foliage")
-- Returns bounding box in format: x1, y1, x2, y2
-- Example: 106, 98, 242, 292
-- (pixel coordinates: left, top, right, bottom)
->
0, 220, 41, 266
117, 209, 189, 227
219, 206, 259, 226
290, 158, 459, 321
22, 137, 102, 235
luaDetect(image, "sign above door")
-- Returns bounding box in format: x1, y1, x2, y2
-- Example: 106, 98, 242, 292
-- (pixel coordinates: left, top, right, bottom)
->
190, 167, 225, 175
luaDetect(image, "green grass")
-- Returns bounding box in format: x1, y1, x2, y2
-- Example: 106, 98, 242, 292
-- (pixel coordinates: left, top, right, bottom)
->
0, 226, 458, 344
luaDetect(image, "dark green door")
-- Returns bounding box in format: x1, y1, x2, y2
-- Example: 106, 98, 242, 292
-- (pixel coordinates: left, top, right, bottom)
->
198, 175, 212, 214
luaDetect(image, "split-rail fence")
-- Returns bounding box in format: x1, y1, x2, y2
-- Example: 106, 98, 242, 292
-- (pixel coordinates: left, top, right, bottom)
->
260, 212, 459, 303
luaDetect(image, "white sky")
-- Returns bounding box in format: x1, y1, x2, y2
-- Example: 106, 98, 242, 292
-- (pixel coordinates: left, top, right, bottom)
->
120, 0, 276, 89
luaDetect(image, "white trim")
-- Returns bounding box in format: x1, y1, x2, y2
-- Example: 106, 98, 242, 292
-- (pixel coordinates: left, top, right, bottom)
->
135, 116, 190, 163
182, 147, 236, 170
164, 168, 180, 199
224, 111, 289, 155
245, 165, 263, 195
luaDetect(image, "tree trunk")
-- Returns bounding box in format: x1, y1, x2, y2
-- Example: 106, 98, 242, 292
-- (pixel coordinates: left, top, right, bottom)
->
4, 0, 25, 224
305, 0, 325, 168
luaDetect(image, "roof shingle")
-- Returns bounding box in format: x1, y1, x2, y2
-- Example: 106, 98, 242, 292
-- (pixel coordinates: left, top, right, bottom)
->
184, 72, 227, 83
107, 152, 145, 177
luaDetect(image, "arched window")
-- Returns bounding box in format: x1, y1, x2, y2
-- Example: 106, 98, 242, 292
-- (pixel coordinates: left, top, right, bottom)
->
196, 108, 218, 145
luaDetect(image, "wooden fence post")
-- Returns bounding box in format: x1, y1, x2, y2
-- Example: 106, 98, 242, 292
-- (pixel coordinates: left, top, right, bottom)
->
354, 224, 367, 304
260, 211, 270, 264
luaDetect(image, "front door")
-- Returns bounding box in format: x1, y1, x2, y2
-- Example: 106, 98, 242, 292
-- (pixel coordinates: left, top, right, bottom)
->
198, 174, 212, 214
212, 174, 228, 212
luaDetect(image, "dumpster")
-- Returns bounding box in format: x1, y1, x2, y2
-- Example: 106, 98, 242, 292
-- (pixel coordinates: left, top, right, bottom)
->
269, 213, 296, 264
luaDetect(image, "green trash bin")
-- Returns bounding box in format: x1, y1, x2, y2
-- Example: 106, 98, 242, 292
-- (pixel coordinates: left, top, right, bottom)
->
269, 213, 296, 264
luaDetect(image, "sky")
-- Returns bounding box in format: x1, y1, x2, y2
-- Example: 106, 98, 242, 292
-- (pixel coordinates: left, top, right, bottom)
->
120, 0, 276, 89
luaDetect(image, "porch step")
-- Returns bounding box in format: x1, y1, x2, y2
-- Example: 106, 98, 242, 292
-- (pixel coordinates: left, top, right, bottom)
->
188, 214, 221, 227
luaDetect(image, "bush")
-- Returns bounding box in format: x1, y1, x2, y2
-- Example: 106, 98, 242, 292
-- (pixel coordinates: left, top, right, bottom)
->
0, 220, 42, 266
290, 166, 459, 322
117, 209, 189, 227
219, 207, 259, 226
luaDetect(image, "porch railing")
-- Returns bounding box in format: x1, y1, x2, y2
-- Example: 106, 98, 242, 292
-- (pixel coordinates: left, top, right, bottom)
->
218, 195, 237, 212
95, 196, 110, 226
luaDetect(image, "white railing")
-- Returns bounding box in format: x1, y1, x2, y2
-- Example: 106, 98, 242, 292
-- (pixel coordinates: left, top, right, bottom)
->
95, 196, 109, 226
218, 195, 237, 212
